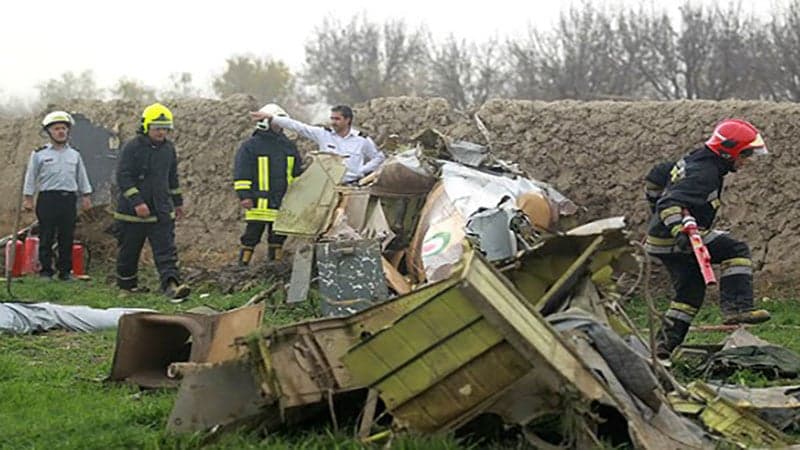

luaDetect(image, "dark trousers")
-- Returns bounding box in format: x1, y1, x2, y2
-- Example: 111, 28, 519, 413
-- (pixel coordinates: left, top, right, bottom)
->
115, 220, 180, 291
240, 221, 285, 248
654, 233, 754, 315
36, 191, 77, 276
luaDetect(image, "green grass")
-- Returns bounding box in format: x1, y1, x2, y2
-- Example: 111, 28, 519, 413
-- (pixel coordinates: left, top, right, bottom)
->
622, 293, 800, 387
622, 294, 800, 353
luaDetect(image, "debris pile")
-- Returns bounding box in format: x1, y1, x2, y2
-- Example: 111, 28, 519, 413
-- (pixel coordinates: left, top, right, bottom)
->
105, 126, 800, 448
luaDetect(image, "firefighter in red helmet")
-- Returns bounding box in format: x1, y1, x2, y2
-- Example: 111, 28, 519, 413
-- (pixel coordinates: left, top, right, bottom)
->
644, 119, 771, 360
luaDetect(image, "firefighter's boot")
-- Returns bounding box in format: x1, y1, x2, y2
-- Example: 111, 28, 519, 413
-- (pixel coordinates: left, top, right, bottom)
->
655, 302, 697, 359
723, 309, 771, 325
164, 278, 191, 302
267, 244, 283, 262
238, 246, 254, 266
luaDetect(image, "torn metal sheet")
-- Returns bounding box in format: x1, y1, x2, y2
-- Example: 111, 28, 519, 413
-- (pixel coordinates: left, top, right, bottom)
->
316, 239, 388, 317
446, 140, 489, 167
369, 149, 438, 197
699, 328, 800, 380
273, 153, 347, 238
108, 304, 264, 388
361, 199, 396, 251
167, 359, 271, 433
506, 217, 635, 314
693, 384, 800, 431
336, 186, 371, 232
409, 163, 578, 283
377, 196, 426, 253
465, 202, 519, 262
561, 332, 710, 449
676, 381, 796, 447
287, 243, 314, 304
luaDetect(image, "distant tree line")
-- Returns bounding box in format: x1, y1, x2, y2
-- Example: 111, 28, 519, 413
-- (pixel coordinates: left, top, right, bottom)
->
3, 0, 800, 118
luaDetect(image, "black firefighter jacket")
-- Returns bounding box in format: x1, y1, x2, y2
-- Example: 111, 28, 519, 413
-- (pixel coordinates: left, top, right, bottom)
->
115, 134, 183, 223
646, 147, 732, 250
233, 129, 302, 222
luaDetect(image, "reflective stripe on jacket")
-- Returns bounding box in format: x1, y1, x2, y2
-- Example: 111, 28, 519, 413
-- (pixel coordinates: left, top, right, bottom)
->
233, 129, 302, 222
115, 134, 183, 223
647, 147, 731, 245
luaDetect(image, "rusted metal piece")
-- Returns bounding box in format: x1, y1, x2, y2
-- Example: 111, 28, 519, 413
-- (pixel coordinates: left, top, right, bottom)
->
167, 358, 270, 434
108, 304, 264, 388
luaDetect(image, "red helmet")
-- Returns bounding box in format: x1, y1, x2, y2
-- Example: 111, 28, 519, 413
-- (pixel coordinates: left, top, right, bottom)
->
705, 119, 768, 160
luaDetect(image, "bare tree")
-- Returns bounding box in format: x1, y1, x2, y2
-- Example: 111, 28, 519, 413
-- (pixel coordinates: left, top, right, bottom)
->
110, 78, 157, 103
212, 55, 294, 104
616, 1, 767, 100
36, 70, 104, 104
507, 2, 642, 100
618, 9, 683, 99
303, 14, 428, 104
764, 0, 800, 100
426, 36, 506, 109
161, 72, 202, 99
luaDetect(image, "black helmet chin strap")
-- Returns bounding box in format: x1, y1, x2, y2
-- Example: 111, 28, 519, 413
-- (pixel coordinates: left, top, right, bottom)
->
44, 123, 70, 145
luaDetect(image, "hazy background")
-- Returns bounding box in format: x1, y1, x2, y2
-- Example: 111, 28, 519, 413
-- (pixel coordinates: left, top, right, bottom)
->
0, 0, 792, 118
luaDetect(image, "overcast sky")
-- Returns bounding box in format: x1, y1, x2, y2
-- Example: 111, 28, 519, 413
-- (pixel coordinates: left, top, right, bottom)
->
0, 0, 779, 101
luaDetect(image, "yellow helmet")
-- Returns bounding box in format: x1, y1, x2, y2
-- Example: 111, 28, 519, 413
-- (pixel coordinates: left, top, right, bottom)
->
140, 103, 174, 133
42, 111, 74, 129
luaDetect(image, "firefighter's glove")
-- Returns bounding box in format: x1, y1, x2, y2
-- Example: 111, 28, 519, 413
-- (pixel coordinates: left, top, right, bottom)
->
674, 215, 697, 253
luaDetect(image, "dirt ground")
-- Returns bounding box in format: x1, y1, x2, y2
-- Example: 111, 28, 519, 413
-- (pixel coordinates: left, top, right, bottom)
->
2, 96, 798, 290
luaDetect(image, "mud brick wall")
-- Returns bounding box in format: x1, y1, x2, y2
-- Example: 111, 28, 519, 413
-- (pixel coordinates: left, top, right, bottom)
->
2, 96, 797, 289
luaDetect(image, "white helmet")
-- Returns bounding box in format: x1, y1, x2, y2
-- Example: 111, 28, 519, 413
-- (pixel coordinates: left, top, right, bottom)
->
42, 111, 75, 129
256, 103, 289, 130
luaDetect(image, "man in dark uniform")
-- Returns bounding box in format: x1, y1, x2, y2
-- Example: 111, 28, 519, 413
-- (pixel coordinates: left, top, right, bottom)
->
233, 104, 302, 265
645, 119, 771, 359
114, 103, 190, 301
23, 111, 93, 280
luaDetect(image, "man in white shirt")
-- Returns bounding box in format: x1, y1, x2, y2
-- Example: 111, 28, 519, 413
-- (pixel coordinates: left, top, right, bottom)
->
250, 105, 385, 183
22, 111, 93, 280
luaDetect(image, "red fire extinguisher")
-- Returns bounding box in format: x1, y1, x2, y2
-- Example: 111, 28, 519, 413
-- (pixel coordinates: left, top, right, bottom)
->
22, 235, 40, 275
72, 242, 86, 276
5, 239, 24, 278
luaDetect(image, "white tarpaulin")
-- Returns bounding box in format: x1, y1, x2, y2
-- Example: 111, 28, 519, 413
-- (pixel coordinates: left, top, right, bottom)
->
0, 302, 153, 335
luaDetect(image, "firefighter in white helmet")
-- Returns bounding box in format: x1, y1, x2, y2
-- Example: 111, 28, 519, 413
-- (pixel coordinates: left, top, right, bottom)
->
22, 111, 93, 280
249, 104, 385, 184
233, 103, 302, 265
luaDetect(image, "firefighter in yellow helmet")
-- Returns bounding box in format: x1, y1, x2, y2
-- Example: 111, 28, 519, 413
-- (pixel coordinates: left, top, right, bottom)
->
233, 104, 303, 265
113, 103, 190, 301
